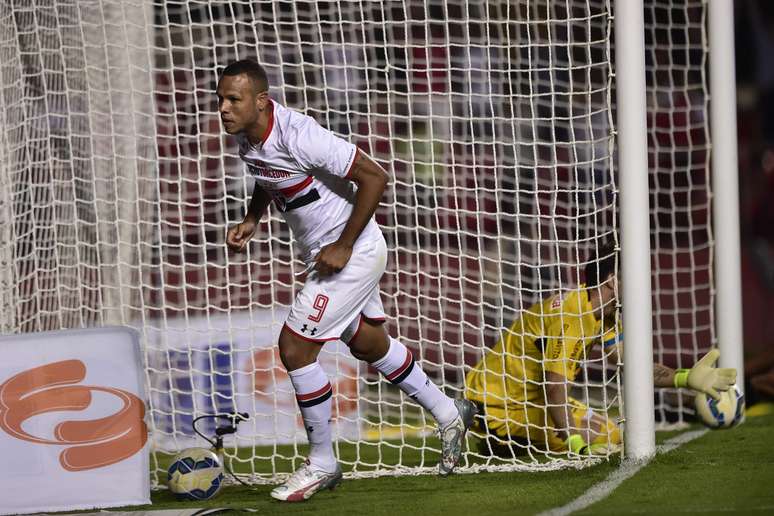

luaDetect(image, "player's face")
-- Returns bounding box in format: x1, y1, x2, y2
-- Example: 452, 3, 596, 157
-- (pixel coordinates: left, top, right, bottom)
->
599, 274, 619, 323
216, 74, 264, 134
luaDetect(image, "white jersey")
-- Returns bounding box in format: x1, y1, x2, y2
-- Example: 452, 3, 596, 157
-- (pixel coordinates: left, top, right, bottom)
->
237, 100, 381, 262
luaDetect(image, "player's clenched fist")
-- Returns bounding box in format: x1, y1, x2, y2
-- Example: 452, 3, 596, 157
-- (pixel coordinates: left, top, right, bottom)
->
314, 241, 353, 276
226, 219, 257, 252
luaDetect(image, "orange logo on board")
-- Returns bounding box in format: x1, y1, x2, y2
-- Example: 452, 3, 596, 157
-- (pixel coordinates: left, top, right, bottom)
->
0, 359, 148, 471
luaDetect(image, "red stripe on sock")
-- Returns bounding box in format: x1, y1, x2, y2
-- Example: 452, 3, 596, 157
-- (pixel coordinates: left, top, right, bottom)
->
297, 382, 333, 402
386, 350, 413, 382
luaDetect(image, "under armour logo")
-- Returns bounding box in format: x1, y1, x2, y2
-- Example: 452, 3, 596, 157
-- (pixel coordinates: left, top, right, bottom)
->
300, 324, 318, 335
307, 426, 314, 433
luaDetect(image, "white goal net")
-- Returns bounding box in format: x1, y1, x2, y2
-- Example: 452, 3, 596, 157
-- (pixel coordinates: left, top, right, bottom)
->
0, 0, 714, 484
644, 0, 715, 426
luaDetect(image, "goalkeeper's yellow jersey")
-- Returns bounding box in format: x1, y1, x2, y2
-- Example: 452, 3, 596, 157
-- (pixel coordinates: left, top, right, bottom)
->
466, 287, 614, 408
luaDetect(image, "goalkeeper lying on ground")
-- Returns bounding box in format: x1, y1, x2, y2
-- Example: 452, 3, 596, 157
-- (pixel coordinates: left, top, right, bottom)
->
465, 242, 737, 456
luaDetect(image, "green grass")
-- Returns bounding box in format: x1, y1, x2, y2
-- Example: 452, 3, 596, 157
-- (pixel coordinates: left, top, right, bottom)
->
126, 413, 774, 515
579, 412, 774, 515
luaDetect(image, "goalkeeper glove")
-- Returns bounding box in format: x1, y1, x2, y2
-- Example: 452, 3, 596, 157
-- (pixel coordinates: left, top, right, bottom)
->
565, 434, 621, 456
673, 349, 737, 401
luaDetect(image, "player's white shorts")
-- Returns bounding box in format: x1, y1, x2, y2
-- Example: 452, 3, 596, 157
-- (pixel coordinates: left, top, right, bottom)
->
284, 233, 387, 343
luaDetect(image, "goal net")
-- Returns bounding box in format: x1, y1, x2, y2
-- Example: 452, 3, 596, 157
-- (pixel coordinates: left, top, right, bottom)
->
644, 1, 714, 426
0, 0, 713, 484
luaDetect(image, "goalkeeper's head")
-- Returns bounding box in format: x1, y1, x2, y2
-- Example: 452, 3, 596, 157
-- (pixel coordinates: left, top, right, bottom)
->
584, 241, 619, 323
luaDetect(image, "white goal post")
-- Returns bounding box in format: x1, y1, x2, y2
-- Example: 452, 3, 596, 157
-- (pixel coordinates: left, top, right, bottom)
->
615, 0, 656, 460
0, 0, 742, 483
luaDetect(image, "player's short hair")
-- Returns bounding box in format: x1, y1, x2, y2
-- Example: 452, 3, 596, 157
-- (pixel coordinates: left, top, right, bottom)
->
220, 60, 269, 93
584, 241, 618, 288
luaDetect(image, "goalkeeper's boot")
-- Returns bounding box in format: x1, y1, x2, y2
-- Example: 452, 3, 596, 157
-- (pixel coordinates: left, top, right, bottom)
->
270, 459, 342, 502
438, 399, 477, 476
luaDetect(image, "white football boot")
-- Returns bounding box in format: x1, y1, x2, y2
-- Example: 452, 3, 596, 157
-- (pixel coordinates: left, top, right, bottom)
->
270, 459, 343, 502
438, 399, 477, 476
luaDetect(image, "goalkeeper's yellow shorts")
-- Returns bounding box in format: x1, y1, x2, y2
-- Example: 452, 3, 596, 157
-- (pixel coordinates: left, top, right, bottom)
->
472, 396, 620, 453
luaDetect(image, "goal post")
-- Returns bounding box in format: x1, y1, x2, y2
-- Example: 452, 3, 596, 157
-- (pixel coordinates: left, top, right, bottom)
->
709, 0, 744, 388
0, 0, 744, 484
614, 0, 656, 461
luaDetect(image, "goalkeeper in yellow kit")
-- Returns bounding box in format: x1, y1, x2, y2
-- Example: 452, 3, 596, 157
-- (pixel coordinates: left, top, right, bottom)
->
465, 243, 737, 456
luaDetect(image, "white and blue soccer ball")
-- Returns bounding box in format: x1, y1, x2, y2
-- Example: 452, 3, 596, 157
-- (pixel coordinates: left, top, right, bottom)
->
167, 447, 224, 501
694, 384, 745, 429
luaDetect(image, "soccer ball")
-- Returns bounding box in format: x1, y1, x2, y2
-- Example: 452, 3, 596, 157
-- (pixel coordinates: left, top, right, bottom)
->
694, 384, 745, 429
167, 447, 224, 500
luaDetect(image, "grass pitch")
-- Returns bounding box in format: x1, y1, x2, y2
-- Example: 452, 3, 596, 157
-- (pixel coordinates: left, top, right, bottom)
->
139, 411, 773, 515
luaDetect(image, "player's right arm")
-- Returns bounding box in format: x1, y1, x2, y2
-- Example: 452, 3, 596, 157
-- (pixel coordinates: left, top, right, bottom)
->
547, 371, 616, 454
541, 320, 584, 442
541, 314, 598, 452
226, 185, 271, 252
545, 370, 576, 442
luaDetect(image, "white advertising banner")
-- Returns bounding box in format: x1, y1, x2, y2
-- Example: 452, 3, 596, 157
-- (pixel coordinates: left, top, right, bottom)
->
144, 309, 361, 450
0, 327, 150, 515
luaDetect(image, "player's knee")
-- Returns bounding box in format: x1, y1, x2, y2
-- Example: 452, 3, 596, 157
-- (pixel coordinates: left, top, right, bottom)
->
606, 420, 621, 445
348, 320, 389, 362
348, 346, 370, 362
349, 341, 382, 362
278, 331, 319, 371
590, 417, 621, 446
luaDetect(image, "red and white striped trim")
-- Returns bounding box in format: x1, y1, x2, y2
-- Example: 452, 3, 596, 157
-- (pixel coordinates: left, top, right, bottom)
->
343, 148, 360, 180
279, 175, 313, 198
385, 350, 413, 382
296, 383, 332, 403
259, 100, 275, 144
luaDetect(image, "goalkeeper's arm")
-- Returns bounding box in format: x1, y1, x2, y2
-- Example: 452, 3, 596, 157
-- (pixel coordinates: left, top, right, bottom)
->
654, 349, 737, 400
545, 372, 614, 455
545, 371, 576, 443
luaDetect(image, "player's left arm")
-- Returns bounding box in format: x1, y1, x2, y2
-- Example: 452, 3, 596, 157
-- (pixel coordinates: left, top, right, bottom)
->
669, 349, 737, 400
315, 151, 388, 276
652, 362, 677, 388
621, 345, 737, 399
610, 342, 675, 386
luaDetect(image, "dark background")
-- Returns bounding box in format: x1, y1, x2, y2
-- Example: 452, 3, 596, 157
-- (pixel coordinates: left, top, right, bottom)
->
734, 2, 774, 360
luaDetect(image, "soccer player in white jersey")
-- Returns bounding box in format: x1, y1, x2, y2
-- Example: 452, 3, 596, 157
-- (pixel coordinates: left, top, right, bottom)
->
216, 60, 477, 502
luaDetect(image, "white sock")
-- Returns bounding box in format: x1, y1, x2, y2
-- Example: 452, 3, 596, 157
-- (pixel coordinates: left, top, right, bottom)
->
372, 337, 458, 427
287, 361, 337, 473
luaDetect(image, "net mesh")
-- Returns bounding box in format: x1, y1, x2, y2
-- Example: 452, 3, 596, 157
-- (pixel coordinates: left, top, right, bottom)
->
0, 0, 713, 484
644, 0, 714, 426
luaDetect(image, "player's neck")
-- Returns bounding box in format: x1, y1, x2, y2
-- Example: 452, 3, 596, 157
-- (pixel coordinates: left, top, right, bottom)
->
245, 117, 267, 145
246, 101, 274, 145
